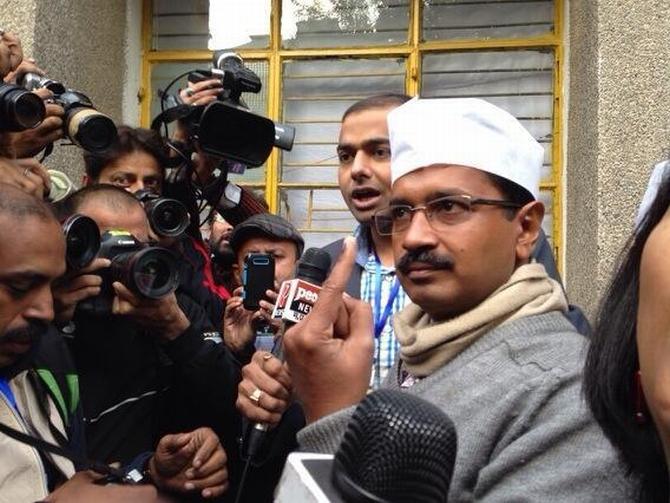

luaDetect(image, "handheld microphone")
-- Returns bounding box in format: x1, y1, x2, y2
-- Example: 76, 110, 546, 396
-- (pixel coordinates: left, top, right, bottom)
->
275, 389, 458, 503
237, 248, 332, 502
272, 247, 332, 326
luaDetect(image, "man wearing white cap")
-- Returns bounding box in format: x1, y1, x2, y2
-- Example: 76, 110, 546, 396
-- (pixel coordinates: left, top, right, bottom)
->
280, 98, 634, 500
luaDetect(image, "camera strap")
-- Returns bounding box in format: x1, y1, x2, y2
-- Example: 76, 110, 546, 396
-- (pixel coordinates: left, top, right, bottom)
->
0, 419, 144, 484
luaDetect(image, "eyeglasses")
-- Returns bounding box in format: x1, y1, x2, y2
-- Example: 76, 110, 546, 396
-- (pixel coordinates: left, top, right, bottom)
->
373, 194, 522, 236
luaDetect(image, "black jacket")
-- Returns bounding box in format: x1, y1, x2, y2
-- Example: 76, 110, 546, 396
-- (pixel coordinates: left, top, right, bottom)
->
65, 293, 242, 467
176, 235, 229, 327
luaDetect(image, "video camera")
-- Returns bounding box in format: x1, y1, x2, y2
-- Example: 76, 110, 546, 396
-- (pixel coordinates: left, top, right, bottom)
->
62, 215, 180, 316
153, 52, 295, 167
0, 82, 45, 131
19, 72, 118, 152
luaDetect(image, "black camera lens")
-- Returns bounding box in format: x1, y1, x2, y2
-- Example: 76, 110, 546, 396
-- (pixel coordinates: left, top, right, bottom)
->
112, 247, 179, 299
0, 84, 46, 131
62, 214, 101, 270
145, 198, 189, 238
66, 109, 118, 152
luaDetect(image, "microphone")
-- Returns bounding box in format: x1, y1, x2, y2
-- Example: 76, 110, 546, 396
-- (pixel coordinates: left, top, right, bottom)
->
272, 247, 332, 326
236, 248, 332, 502
275, 389, 458, 503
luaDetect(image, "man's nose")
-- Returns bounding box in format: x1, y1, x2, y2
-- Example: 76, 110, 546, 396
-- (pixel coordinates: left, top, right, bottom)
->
350, 151, 372, 180
401, 209, 439, 251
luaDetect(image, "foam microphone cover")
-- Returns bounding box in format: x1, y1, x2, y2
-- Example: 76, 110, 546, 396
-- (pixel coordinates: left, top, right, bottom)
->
333, 389, 457, 503
297, 247, 331, 285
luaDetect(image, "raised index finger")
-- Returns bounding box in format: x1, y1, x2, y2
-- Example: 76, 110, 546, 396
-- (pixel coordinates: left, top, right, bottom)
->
304, 236, 357, 332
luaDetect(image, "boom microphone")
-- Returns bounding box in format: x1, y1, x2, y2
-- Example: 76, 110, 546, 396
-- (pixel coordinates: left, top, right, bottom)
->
276, 389, 458, 502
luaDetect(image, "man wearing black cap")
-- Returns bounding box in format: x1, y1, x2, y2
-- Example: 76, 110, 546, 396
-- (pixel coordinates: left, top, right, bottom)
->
222, 213, 304, 360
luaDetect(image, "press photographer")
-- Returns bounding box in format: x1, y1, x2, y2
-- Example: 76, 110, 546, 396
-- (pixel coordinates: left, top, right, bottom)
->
81, 125, 232, 326
51, 185, 243, 485
222, 213, 304, 359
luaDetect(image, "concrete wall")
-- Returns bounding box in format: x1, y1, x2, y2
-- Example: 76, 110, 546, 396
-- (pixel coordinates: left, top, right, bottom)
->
566, 1, 670, 319
1, 0, 129, 182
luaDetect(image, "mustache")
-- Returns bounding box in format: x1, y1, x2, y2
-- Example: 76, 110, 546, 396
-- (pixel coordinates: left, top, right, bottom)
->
396, 249, 454, 274
2, 320, 47, 344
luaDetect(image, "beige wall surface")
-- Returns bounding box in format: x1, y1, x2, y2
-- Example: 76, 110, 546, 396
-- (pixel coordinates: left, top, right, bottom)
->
566, 0, 670, 320
1, 0, 128, 182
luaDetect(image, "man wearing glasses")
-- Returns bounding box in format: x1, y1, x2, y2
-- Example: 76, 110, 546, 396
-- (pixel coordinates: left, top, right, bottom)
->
323, 93, 587, 393
280, 98, 632, 500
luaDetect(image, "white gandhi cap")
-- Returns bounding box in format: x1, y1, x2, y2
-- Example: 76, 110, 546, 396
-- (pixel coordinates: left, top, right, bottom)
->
388, 97, 543, 199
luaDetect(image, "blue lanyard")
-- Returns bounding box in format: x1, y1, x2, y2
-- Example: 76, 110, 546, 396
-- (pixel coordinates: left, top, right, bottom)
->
373, 257, 401, 339
0, 376, 18, 412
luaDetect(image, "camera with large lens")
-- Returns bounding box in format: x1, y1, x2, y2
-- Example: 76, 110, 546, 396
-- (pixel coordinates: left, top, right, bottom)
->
135, 189, 190, 238
77, 230, 180, 316
19, 72, 118, 152
153, 52, 295, 167
0, 83, 46, 131
62, 214, 101, 270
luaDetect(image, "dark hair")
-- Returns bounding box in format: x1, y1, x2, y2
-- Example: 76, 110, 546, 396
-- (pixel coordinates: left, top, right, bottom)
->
485, 172, 535, 218
83, 126, 169, 181
55, 183, 143, 220
342, 93, 412, 122
583, 169, 670, 502
0, 183, 56, 222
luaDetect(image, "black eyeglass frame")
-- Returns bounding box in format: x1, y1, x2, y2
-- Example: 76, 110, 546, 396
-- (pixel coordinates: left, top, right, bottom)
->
373, 194, 523, 236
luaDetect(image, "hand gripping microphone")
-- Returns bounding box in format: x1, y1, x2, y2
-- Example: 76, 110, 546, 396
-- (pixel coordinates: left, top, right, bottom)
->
275, 389, 458, 503
237, 249, 332, 502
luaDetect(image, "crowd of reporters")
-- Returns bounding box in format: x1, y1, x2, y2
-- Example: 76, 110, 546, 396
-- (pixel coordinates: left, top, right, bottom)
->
2, 26, 670, 503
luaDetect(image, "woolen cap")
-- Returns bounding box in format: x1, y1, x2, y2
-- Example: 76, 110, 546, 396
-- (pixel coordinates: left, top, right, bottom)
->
388, 97, 543, 199
230, 213, 304, 257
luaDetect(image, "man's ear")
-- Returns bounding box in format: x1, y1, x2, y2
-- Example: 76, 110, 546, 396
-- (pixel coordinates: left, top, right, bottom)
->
514, 200, 544, 264
81, 174, 92, 186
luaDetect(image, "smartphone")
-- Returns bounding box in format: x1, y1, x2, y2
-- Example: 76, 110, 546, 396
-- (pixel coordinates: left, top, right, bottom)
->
242, 253, 275, 311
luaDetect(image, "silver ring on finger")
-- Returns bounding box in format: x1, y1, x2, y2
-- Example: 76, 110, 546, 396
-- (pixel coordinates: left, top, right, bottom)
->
185, 88, 194, 97
23, 167, 32, 177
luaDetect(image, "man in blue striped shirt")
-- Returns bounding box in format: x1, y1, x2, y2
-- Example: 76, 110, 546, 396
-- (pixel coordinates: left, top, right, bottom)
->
323, 94, 411, 387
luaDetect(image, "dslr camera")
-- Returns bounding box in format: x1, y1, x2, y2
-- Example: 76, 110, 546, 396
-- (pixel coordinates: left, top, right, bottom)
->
0, 82, 45, 131
154, 52, 295, 168
62, 215, 180, 316
135, 189, 190, 238
19, 72, 118, 152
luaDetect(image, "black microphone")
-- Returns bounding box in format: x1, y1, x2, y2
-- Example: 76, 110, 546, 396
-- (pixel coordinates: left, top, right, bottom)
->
272, 247, 332, 328
236, 248, 332, 503
275, 389, 458, 502
334, 389, 457, 502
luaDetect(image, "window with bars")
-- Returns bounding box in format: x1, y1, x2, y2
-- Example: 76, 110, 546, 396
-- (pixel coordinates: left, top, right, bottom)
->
143, 0, 563, 263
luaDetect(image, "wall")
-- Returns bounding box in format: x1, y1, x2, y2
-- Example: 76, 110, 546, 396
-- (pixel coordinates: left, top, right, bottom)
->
566, 0, 670, 318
